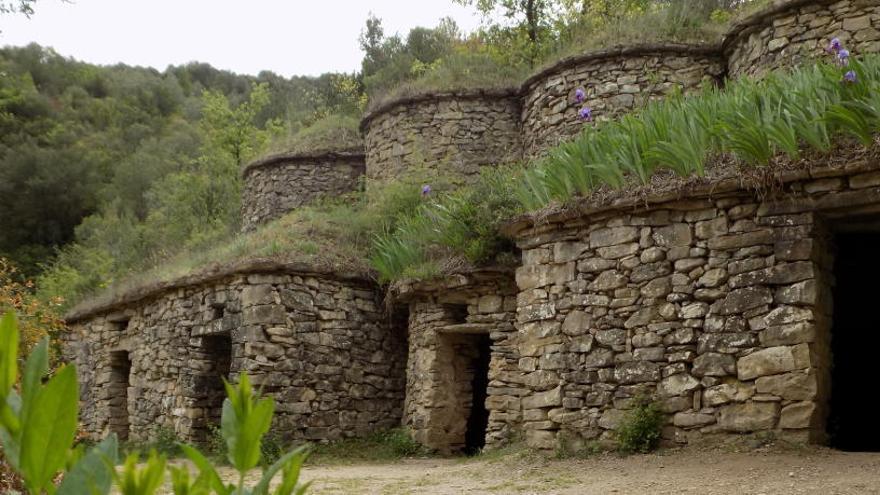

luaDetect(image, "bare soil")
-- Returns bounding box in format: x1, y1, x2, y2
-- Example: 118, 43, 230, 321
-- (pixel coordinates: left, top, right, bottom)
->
223, 446, 880, 495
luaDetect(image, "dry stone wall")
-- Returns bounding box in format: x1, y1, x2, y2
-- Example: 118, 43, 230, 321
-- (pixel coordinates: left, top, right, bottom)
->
724, 0, 880, 78
361, 91, 522, 183
520, 45, 724, 157
505, 159, 880, 451
240, 151, 364, 232
64, 266, 406, 444
361, 0, 880, 169
394, 272, 520, 453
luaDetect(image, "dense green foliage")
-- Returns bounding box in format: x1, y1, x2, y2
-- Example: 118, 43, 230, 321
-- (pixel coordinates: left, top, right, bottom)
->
0, 43, 362, 303
371, 52, 879, 282
614, 398, 664, 453
0, 310, 312, 495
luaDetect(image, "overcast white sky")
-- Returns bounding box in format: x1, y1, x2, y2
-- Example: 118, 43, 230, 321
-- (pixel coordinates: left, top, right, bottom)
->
0, 0, 487, 77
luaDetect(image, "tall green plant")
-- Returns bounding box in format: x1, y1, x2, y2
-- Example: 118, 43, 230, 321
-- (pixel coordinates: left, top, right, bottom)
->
0, 311, 311, 495
0, 311, 118, 495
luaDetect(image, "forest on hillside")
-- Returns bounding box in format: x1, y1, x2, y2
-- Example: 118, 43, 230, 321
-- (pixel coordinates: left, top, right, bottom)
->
0, 0, 761, 311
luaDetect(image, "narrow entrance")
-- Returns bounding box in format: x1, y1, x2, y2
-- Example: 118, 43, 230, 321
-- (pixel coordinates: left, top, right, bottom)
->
200, 333, 232, 435
108, 350, 132, 440
464, 333, 491, 454
829, 232, 880, 451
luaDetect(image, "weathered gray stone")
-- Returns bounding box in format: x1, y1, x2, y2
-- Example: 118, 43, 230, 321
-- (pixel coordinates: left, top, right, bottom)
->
522, 386, 564, 409
704, 383, 754, 406
760, 322, 815, 346
717, 287, 773, 315
779, 401, 816, 429
737, 344, 811, 381
673, 412, 716, 428
561, 310, 592, 336
718, 402, 779, 432
590, 226, 639, 248
693, 353, 736, 377
589, 270, 628, 291
614, 361, 662, 384
755, 371, 817, 401
657, 373, 700, 398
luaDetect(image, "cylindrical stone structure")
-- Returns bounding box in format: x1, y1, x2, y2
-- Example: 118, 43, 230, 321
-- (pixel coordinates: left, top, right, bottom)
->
520, 44, 724, 157
360, 90, 522, 184
723, 0, 880, 79
240, 151, 365, 231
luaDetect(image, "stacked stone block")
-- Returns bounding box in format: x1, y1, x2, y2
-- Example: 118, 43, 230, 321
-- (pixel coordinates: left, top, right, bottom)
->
361, 91, 522, 184
724, 0, 880, 78
240, 151, 365, 232
65, 267, 406, 444
395, 272, 519, 452
507, 161, 880, 450
520, 45, 724, 157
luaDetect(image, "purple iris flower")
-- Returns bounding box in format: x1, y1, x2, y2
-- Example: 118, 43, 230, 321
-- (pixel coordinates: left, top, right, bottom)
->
578, 106, 593, 122
828, 37, 842, 53
844, 70, 857, 83
574, 88, 585, 103
838, 49, 850, 65
421, 184, 431, 196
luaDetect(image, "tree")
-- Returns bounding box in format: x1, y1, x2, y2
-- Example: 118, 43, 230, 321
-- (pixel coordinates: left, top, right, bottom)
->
0, 0, 35, 16
455, 0, 555, 45
200, 82, 277, 167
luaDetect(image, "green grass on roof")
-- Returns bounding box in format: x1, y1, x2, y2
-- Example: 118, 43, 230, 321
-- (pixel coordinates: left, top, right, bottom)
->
371, 52, 880, 282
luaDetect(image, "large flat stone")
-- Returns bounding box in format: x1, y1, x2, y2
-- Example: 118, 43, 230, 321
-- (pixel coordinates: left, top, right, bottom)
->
718, 401, 779, 432
737, 344, 811, 381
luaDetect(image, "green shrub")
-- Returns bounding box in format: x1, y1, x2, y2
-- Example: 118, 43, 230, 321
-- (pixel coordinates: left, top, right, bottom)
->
120, 425, 182, 459
309, 428, 430, 465
615, 399, 665, 454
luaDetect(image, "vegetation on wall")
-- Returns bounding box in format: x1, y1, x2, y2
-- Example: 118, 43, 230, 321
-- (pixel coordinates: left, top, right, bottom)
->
0, 0, 809, 310
371, 48, 879, 282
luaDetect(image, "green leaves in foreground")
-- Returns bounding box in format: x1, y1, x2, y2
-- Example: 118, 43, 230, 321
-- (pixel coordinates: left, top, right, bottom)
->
179, 372, 311, 495
0, 310, 119, 495
0, 311, 311, 494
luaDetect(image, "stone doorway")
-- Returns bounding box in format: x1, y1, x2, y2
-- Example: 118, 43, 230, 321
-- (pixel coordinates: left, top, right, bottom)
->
190, 332, 232, 442
434, 330, 492, 454
464, 333, 491, 454
108, 350, 132, 440
828, 232, 880, 451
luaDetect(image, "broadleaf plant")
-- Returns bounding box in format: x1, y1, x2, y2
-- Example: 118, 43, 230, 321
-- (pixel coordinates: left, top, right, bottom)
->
0, 310, 312, 494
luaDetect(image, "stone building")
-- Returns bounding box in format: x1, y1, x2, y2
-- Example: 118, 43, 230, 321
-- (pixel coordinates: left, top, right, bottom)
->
240, 150, 365, 232
65, 0, 880, 453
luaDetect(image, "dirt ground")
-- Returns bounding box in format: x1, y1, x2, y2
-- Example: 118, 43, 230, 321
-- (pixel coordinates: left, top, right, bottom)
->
223, 446, 880, 495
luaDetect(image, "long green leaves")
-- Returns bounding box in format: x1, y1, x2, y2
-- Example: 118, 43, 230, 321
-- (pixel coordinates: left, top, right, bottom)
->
180, 372, 311, 495
519, 54, 880, 206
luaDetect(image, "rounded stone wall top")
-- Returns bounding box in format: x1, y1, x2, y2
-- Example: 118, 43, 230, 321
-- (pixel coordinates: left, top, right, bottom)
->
241, 149, 365, 178
520, 43, 724, 157
240, 150, 366, 231
520, 43, 722, 91
64, 258, 373, 324
359, 88, 520, 133
361, 88, 523, 183
722, 0, 879, 78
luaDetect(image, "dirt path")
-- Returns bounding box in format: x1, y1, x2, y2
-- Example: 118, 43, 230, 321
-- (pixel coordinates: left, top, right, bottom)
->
284, 448, 880, 495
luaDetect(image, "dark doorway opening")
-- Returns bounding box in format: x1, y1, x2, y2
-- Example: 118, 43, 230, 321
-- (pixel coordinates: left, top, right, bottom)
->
200, 333, 232, 435
108, 350, 132, 440
829, 232, 880, 451
464, 334, 491, 455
